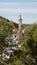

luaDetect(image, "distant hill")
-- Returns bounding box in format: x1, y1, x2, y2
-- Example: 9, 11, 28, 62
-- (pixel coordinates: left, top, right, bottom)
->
0, 16, 30, 29
22, 24, 30, 28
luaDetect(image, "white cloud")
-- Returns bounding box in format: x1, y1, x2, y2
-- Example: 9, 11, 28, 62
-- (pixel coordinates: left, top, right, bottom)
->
0, 2, 37, 14
23, 18, 37, 24
0, 2, 37, 24
0, 8, 37, 14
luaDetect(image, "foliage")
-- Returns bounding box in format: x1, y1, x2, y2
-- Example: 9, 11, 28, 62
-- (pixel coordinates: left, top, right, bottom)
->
0, 23, 37, 65
22, 24, 37, 65
0, 19, 13, 49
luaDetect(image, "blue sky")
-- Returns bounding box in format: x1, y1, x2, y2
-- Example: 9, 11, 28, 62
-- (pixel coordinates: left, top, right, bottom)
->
0, 0, 37, 2
0, 0, 37, 24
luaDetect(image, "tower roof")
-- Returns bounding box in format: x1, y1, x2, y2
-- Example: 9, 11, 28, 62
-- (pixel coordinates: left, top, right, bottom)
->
19, 15, 22, 20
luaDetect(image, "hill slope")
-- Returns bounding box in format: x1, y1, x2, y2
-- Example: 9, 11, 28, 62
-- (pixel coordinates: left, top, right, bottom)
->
0, 16, 30, 29
0, 16, 18, 29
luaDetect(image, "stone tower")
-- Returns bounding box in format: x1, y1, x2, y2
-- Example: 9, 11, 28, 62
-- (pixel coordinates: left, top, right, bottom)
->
18, 15, 22, 39
18, 15, 22, 33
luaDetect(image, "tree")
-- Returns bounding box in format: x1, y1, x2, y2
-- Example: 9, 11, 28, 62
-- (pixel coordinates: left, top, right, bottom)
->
5, 24, 37, 65
22, 24, 37, 65
0, 19, 13, 49
0, 23, 37, 65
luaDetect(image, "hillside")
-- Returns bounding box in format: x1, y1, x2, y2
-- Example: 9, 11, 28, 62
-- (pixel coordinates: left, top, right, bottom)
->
0, 16, 30, 29
0, 16, 18, 29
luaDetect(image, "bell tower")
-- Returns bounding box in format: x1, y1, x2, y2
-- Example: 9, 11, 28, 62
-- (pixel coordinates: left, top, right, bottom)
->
18, 15, 22, 33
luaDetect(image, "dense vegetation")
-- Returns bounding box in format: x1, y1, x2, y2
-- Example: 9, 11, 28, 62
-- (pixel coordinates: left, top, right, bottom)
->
0, 19, 13, 50
0, 18, 37, 65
